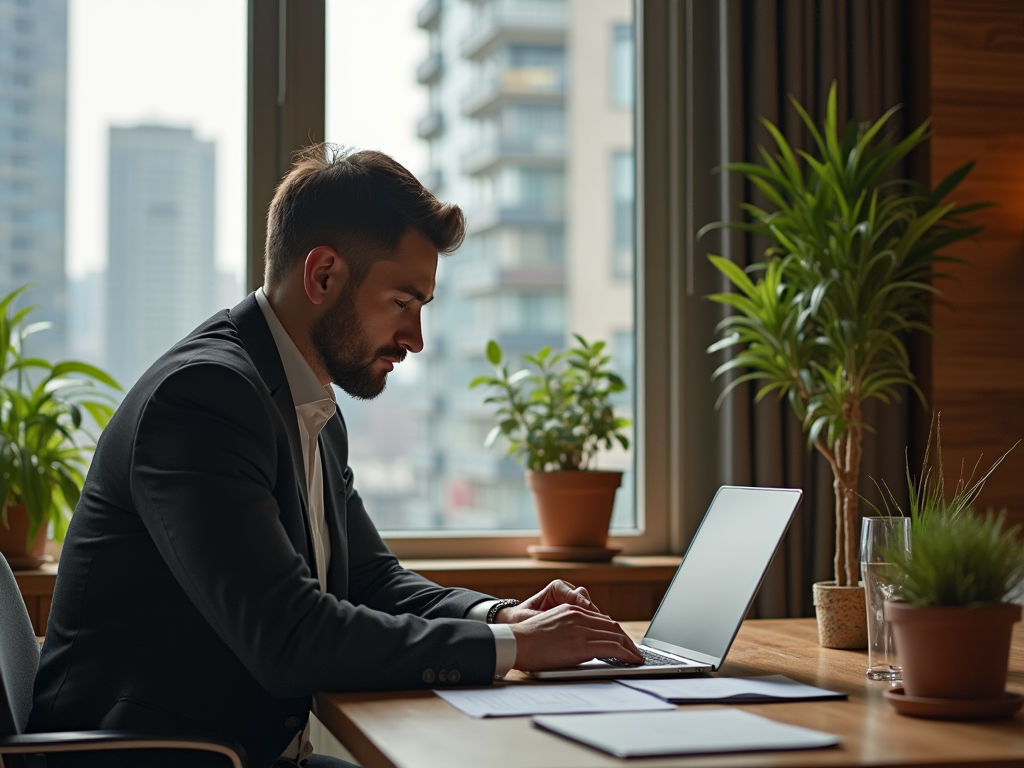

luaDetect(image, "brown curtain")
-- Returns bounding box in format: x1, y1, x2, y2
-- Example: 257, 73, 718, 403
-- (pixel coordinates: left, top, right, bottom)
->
683, 0, 930, 618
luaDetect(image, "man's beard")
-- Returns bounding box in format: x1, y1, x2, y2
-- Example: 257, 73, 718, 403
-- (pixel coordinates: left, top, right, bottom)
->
309, 286, 406, 400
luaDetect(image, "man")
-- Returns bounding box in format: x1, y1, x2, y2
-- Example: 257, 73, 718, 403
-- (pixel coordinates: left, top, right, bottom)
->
30, 146, 641, 768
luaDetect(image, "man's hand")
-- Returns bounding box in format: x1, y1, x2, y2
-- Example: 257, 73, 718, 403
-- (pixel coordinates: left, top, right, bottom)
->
493, 579, 599, 624
506, 604, 643, 671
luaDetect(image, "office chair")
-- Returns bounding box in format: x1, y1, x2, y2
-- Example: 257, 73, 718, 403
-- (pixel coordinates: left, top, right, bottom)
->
0, 553, 245, 768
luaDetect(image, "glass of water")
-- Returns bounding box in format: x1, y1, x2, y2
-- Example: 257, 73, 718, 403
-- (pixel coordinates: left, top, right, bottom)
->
860, 516, 911, 681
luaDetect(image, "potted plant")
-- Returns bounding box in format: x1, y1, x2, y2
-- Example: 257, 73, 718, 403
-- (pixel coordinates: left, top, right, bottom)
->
470, 334, 631, 560
0, 286, 120, 569
701, 83, 987, 648
880, 423, 1024, 718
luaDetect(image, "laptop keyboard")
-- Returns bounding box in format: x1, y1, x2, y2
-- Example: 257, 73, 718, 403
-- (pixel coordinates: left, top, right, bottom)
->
599, 646, 684, 668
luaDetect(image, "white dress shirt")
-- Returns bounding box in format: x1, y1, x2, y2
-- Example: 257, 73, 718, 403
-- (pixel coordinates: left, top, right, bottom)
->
254, 290, 515, 762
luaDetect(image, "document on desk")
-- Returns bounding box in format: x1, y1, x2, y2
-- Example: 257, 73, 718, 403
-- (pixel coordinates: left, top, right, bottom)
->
433, 682, 675, 718
619, 674, 846, 703
533, 709, 842, 758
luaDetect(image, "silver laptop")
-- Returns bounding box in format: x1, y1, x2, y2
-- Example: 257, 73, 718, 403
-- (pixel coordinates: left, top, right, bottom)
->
533, 486, 802, 680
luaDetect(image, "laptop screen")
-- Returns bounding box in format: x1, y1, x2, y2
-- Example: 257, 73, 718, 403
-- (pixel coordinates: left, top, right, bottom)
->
644, 486, 802, 668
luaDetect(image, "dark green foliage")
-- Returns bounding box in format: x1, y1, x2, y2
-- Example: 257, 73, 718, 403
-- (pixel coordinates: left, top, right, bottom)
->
0, 286, 120, 544
469, 335, 630, 472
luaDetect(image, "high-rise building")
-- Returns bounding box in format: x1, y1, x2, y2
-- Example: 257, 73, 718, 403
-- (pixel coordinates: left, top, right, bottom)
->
105, 125, 216, 389
408, 0, 634, 530
0, 0, 68, 362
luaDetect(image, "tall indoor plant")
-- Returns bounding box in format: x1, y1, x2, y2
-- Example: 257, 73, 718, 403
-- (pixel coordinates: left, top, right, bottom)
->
470, 335, 631, 560
0, 286, 120, 568
702, 83, 987, 646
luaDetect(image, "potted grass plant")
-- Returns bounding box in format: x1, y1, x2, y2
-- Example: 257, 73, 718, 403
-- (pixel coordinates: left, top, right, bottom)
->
701, 83, 988, 648
470, 334, 631, 560
879, 421, 1024, 718
0, 286, 120, 569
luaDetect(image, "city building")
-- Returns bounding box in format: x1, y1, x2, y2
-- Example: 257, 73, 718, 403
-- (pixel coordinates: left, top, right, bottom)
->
401, 0, 635, 531
0, 0, 68, 362
105, 125, 216, 389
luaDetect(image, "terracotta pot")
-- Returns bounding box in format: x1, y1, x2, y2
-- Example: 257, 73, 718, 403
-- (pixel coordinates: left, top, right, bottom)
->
0, 503, 47, 569
885, 601, 1021, 700
525, 470, 622, 548
812, 581, 868, 649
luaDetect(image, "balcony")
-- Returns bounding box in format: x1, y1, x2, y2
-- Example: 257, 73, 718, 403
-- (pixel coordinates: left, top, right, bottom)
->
460, 133, 565, 175
456, 327, 564, 359
461, 67, 565, 118
417, 0, 441, 30
416, 110, 444, 140
419, 168, 443, 192
461, 0, 567, 60
467, 203, 565, 235
453, 262, 564, 296
416, 51, 443, 84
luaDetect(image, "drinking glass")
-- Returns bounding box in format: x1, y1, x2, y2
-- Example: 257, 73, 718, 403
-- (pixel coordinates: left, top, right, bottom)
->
860, 516, 911, 681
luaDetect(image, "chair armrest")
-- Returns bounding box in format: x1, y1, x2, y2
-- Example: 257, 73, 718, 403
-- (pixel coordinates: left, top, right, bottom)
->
0, 731, 244, 768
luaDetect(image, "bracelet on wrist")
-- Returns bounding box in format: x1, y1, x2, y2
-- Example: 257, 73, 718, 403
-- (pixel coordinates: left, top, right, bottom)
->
486, 599, 521, 624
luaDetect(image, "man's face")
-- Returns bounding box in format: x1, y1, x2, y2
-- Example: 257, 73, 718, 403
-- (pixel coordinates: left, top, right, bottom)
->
310, 229, 437, 400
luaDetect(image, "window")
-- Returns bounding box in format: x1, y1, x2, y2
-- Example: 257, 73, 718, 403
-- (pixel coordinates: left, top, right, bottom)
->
611, 23, 634, 108
0, 0, 245, 389
612, 151, 634, 280
322, 0, 639, 543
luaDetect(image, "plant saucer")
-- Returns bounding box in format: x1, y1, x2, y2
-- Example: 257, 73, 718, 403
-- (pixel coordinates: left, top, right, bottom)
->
884, 687, 1024, 721
526, 544, 622, 562
4, 553, 54, 571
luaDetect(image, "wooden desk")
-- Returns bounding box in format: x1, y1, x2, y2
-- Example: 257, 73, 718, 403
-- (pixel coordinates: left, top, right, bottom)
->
315, 619, 1024, 768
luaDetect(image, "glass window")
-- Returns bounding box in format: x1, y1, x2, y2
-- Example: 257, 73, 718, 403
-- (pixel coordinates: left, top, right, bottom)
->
611, 23, 634, 108
327, 0, 636, 533
612, 150, 634, 280
53, 0, 246, 394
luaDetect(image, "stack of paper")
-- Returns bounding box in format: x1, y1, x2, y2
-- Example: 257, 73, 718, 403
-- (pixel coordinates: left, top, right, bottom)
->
533, 709, 842, 758
619, 674, 847, 703
434, 682, 675, 718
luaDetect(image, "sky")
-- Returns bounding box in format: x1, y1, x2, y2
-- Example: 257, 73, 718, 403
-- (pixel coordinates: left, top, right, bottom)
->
66, 0, 426, 282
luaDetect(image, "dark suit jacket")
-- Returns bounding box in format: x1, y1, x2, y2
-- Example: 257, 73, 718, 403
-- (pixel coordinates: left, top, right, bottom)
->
29, 294, 497, 768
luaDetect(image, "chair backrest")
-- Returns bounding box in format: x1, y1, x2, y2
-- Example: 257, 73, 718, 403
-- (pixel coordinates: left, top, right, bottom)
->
0, 553, 40, 737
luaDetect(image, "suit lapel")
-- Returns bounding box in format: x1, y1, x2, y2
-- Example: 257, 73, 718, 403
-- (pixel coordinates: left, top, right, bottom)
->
229, 293, 319, 581
319, 418, 349, 599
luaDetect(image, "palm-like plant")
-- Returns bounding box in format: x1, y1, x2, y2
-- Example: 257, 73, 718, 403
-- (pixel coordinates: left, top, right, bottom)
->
0, 286, 120, 545
702, 83, 988, 587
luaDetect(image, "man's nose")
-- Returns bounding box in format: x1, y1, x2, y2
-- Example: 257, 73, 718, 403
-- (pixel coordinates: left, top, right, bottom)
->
398, 312, 424, 354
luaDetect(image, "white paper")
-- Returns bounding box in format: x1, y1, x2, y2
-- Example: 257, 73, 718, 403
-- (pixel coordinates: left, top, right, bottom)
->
619, 674, 845, 703
433, 682, 675, 718
533, 709, 841, 758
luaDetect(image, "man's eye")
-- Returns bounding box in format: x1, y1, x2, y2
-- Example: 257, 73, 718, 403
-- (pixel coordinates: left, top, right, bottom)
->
395, 299, 408, 310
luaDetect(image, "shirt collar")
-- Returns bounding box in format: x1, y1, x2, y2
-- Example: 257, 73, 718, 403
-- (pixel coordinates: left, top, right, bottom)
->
255, 287, 336, 407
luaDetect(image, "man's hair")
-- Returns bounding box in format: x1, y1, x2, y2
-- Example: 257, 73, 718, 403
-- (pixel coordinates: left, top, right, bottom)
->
264, 143, 465, 287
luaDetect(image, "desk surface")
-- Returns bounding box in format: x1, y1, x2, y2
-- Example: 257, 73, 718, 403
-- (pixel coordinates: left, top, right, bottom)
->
315, 618, 1024, 768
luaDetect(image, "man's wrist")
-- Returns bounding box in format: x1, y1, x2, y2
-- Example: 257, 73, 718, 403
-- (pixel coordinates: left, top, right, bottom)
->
486, 599, 520, 624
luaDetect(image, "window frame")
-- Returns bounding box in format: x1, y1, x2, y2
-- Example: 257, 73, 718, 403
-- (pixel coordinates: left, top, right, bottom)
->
248, 0, 680, 558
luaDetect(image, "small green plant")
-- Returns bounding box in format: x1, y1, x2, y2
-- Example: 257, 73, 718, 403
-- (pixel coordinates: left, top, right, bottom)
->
701, 82, 989, 587
0, 286, 120, 545
469, 335, 631, 472
878, 418, 1024, 607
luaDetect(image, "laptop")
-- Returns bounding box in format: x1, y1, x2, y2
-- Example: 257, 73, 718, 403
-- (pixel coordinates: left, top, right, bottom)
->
533, 486, 803, 680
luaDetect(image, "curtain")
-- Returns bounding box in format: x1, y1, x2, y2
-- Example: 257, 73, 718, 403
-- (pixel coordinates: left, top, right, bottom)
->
681, 0, 929, 618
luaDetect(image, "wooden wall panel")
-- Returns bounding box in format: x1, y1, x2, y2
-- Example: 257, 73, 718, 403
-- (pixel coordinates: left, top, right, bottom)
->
930, 0, 1024, 526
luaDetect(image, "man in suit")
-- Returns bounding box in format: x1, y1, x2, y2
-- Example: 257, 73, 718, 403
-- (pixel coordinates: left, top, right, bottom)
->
30, 146, 641, 768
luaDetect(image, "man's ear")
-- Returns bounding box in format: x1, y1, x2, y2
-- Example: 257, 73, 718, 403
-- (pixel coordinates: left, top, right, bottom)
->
302, 246, 349, 306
